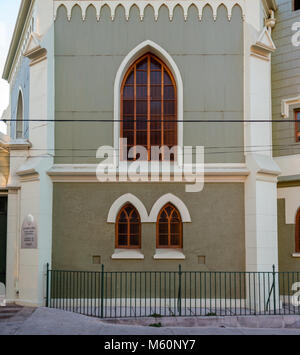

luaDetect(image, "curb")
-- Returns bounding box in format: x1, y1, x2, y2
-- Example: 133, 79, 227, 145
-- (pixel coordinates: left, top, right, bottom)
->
101, 315, 300, 329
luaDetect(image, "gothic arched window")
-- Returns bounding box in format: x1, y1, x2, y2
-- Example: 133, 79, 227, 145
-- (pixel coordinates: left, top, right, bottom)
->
157, 203, 182, 248
121, 53, 177, 161
16, 91, 24, 139
116, 204, 141, 248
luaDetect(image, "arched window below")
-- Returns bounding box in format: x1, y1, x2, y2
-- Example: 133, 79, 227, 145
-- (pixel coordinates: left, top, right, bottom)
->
16, 91, 24, 139
157, 203, 182, 248
296, 209, 300, 253
121, 53, 177, 161
116, 204, 141, 249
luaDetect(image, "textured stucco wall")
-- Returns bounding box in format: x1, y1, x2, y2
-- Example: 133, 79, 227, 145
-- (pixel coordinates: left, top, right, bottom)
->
272, 0, 300, 156
0, 149, 9, 187
54, 4, 244, 164
10, 56, 30, 139
278, 198, 300, 271
52, 182, 245, 271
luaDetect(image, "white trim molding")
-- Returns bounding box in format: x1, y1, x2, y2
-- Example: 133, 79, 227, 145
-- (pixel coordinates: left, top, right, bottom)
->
149, 193, 191, 223
53, 1, 245, 22
111, 249, 144, 259
153, 249, 186, 260
113, 39, 183, 165
107, 193, 149, 223
281, 95, 300, 119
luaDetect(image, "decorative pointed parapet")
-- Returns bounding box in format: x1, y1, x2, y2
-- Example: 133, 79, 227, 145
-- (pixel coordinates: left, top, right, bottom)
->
23, 32, 47, 66
251, 27, 276, 61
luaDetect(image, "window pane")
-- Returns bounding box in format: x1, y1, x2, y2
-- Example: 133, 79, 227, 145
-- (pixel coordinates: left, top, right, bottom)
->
136, 85, 147, 99
118, 223, 127, 234
137, 58, 147, 70
170, 234, 180, 246
150, 86, 161, 100
136, 71, 147, 84
151, 101, 161, 115
126, 71, 134, 85
136, 131, 147, 145
164, 86, 175, 100
164, 71, 172, 85
159, 235, 169, 246
130, 235, 140, 246
123, 86, 134, 99
136, 100, 147, 115
164, 101, 175, 115
150, 130, 161, 145
123, 100, 134, 115
151, 71, 161, 85
136, 116, 147, 130
118, 235, 128, 246
123, 116, 134, 130
130, 223, 139, 235
150, 58, 161, 70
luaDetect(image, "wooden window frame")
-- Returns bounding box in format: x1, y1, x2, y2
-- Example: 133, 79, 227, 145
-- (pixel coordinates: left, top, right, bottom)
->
115, 204, 141, 249
120, 53, 177, 161
296, 209, 300, 253
294, 0, 300, 11
295, 110, 300, 142
156, 203, 183, 249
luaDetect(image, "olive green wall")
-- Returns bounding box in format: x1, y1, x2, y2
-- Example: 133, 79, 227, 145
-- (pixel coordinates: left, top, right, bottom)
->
54, 4, 244, 164
272, 0, 300, 157
0, 149, 9, 186
52, 182, 245, 271
278, 198, 300, 271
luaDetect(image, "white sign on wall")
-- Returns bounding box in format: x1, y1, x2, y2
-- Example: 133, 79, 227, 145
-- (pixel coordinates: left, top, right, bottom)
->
21, 214, 38, 249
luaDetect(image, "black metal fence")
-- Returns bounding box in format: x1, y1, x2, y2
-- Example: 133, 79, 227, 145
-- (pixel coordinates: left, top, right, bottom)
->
45, 264, 300, 318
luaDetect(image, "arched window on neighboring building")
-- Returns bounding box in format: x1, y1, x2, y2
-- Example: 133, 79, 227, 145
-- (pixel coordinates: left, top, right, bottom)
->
296, 209, 300, 253
16, 91, 24, 139
157, 203, 182, 248
116, 204, 141, 249
121, 53, 177, 161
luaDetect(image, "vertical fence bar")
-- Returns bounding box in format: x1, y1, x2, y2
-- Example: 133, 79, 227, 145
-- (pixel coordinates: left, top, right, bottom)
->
100, 264, 104, 318
45, 263, 49, 307
272, 265, 276, 315
178, 265, 182, 316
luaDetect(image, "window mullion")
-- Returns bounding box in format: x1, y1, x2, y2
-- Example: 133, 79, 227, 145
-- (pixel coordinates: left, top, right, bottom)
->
147, 55, 151, 160
134, 66, 137, 160
127, 218, 130, 248
168, 213, 171, 247
161, 66, 164, 160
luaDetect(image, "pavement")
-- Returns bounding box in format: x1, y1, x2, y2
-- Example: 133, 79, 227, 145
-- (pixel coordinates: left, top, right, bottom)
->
1, 306, 300, 335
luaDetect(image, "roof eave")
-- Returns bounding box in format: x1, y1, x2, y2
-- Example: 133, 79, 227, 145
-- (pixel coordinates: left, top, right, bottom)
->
2, 0, 33, 82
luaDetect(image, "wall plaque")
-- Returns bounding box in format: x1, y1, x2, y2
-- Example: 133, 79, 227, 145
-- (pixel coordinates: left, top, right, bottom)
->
21, 215, 38, 249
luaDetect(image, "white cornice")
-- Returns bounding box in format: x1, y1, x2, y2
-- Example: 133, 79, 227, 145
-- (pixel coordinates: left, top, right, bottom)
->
54, 0, 246, 22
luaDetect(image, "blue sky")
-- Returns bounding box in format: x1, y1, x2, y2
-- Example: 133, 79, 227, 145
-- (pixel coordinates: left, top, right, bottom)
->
0, 0, 21, 133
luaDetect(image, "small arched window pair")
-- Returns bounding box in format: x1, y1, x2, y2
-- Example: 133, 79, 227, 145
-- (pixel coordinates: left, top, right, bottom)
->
116, 203, 183, 249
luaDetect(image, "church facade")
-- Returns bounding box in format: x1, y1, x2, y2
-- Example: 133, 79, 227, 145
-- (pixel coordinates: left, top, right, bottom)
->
0, 0, 299, 306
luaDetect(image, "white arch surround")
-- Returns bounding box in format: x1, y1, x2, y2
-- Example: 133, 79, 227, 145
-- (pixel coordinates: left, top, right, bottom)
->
114, 40, 183, 164
107, 193, 149, 223
149, 193, 191, 222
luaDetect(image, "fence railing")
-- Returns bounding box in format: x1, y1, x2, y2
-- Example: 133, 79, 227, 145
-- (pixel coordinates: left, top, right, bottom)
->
45, 264, 300, 318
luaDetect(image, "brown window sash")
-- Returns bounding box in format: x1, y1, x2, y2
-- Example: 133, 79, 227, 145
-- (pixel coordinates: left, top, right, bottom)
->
121, 53, 177, 161
116, 204, 141, 249
156, 203, 183, 249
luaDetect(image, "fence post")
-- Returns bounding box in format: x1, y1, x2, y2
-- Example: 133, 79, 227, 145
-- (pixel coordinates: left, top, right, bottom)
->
272, 264, 276, 315
45, 263, 49, 308
178, 264, 182, 316
100, 264, 104, 318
